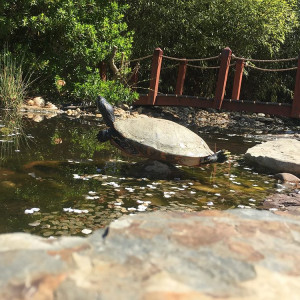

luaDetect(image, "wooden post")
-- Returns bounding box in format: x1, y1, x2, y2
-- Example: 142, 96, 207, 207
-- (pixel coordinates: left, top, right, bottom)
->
99, 61, 107, 81
148, 48, 163, 105
175, 59, 187, 95
231, 59, 244, 100
214, 47, 232, 109
291, 54, 300, 118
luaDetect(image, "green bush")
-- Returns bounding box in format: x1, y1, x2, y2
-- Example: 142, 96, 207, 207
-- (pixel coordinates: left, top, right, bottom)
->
0, 1, 133, 101
73, 72, 138, 105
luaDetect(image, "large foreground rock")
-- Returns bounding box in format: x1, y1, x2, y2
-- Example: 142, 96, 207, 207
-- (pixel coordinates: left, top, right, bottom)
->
1, 209, 300, 299
245, 138, 300, 175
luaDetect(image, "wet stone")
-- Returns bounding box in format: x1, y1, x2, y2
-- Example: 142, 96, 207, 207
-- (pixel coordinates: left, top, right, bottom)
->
42, 231, 54, 237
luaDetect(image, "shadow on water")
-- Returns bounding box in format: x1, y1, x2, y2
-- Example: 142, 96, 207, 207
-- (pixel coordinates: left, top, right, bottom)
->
0, 110, 276, 237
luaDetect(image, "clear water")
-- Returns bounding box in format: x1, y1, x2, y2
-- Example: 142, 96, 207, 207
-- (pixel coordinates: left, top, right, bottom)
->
0, 110, 275, 237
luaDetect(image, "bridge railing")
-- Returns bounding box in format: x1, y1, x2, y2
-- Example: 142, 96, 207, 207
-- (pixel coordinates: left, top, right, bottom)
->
131, 47, 300, 119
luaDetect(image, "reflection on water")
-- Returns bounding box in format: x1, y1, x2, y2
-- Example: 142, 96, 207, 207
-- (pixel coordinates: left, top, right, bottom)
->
0, 109, 28, 161
0, 110, 276, 237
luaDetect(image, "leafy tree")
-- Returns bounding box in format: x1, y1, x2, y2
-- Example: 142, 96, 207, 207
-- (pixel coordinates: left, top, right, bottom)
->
119, 0, 299, 101
0, 0, 133, 100
122, 0, 298, 58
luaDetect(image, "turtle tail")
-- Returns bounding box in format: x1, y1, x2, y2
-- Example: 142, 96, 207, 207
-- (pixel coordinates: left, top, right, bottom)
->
203, 150, 229, 164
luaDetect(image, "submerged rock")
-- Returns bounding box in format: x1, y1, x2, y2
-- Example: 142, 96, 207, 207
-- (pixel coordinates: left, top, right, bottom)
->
122, 159, 184, 179
245, 138, 300, 175
263, 192, 300, 214
274, 173, 300, 185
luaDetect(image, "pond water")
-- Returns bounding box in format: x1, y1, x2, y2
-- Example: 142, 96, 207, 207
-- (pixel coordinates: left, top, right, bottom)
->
0, 110, 276, 237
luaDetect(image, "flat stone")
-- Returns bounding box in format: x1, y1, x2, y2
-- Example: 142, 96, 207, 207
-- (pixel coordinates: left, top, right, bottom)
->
1, 210, 300, 299
245, 138, 300, 175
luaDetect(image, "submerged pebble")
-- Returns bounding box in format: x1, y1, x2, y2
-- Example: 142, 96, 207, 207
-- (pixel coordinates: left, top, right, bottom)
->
137, 204, 148, 212
88, 191, 97, 196
85, 195, 99, 200
63, 208, 89, 214
24, 208, 40, 214
28, 221, 41, 227
127, 207, 137, 211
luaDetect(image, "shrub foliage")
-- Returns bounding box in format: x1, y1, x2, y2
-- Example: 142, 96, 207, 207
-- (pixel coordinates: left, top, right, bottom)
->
0, 0, 133, 102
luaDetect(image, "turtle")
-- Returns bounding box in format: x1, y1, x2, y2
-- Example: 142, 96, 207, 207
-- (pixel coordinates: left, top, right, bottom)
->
96, 96, 228, 166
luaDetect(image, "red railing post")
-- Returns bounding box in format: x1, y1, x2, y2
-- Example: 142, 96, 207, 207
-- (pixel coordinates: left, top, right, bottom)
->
99, 61, 107, 81
291, 54, 300, 118
214, 47, 232, 109
175, 59, 187, 95
231, 59, 244, 100
148, 48, 163, 105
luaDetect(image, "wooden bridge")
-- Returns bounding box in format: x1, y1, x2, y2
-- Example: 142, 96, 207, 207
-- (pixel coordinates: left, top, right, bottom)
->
132, 47, 300, 119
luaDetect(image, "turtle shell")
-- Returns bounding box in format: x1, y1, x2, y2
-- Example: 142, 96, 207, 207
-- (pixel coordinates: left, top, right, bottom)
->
113, 115, 213, 166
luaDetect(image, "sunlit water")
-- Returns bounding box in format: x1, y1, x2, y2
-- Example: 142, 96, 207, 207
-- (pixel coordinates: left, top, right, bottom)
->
0, 110, 276, 237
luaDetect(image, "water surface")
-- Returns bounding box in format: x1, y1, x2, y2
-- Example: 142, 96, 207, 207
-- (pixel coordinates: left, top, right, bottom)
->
0, 110, 275, 237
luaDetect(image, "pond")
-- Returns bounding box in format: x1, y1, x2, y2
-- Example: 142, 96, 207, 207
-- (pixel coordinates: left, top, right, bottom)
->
0, 109, 276, 237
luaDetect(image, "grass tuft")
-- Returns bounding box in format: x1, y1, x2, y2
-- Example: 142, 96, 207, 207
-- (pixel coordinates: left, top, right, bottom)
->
0, 48, 31, 110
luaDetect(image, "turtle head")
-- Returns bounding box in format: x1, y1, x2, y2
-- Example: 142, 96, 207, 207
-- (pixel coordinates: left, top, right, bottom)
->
97, 95, 115, 128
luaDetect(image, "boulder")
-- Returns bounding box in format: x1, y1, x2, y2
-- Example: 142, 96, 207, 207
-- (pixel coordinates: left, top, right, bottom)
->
1, 209, 300, 299
33, 96, 45, 107
27, 99, 34, 106
245, 138, 300, 175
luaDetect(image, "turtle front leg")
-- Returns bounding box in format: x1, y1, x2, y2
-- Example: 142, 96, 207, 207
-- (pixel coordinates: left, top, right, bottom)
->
97, 128, 113, 143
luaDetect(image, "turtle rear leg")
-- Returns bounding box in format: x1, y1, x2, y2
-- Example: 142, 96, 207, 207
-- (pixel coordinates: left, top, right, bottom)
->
202, 150, 229, 164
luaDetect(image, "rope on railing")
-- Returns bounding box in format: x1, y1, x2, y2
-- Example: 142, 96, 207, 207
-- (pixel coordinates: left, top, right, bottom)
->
128, 52, 298, 64
127, 52, 299, 73
231, 53, 298, 71
187, 55, 221, 62
163, 54, 220, 62
245, 64, 298, 72
162, 55, 186, 62
232, 54, 298, 63
187, 62, 235, 70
